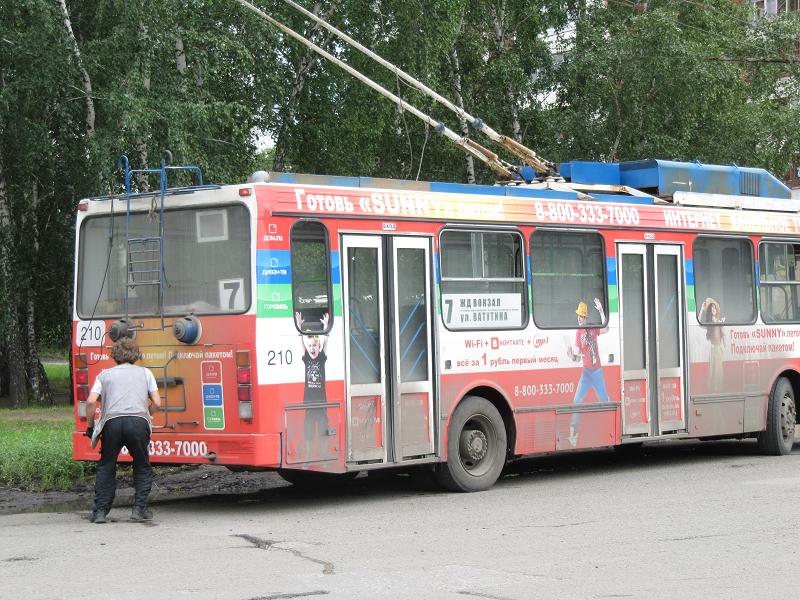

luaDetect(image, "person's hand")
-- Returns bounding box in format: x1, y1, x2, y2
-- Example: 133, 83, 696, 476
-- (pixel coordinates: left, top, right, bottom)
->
84, 424, 94, 438
593, 298, 603, 312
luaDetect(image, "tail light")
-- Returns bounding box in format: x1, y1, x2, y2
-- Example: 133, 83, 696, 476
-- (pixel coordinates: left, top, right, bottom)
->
236, 350, 253, 420
75, 354, 90, 418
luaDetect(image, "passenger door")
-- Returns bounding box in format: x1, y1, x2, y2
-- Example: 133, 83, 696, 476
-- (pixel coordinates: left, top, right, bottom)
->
618, 244, 687, 437
341, 234, 436, 464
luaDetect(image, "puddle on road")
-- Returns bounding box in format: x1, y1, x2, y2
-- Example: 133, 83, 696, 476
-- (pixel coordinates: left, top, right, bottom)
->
0, 495, 92, 516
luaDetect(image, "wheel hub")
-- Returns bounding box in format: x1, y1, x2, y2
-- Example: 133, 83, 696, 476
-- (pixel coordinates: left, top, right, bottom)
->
461, 429, 488, 462
781, 395, 797, 441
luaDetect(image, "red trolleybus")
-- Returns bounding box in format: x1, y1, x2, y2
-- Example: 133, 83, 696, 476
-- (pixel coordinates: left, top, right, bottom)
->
72, 158, 798, 491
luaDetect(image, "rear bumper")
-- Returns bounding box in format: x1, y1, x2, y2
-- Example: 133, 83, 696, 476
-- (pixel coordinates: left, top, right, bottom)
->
73, 432, 282, 468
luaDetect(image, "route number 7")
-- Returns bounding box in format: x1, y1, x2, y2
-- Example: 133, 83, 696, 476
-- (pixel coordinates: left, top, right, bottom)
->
219, 278, 245, 311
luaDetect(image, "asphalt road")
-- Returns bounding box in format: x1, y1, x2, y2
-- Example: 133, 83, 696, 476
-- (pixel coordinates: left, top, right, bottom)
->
2, 440, 798, 600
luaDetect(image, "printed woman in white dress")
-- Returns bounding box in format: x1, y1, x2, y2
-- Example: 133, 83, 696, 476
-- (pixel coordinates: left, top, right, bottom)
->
699, 297, 725, 393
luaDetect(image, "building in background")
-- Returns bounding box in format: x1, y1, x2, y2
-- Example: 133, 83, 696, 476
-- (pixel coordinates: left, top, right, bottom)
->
743, 1, 800, 15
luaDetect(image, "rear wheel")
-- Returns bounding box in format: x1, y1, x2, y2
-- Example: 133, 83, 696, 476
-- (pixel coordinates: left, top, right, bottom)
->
758, 377, 796, 455
434, 395, 507, 492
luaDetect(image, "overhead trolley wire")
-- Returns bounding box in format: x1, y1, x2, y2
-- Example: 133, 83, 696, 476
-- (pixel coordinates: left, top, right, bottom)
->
233, 0, 520, 179
277, 0, 557, 176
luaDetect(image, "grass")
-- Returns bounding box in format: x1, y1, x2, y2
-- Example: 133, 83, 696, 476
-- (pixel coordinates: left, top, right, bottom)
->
0, 406, 194, 492
0, 406, 93, 491
43, 361, 71, 398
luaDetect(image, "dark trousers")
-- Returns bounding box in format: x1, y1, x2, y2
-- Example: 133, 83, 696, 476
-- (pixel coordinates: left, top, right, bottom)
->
94, 416, 152, 513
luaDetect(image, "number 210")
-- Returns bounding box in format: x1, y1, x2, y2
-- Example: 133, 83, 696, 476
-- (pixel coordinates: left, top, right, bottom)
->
267, 350, 292, 365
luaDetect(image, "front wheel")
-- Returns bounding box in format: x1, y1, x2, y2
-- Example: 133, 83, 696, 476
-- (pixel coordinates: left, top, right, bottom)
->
434, 395, 507, 492
758, 377, 796, 455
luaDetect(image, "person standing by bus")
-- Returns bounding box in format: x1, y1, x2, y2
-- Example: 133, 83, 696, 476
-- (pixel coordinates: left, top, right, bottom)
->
295, 311, 330, 460
84, 337, 161, 523
699, 297, 725, 393
566, 298, 610, 447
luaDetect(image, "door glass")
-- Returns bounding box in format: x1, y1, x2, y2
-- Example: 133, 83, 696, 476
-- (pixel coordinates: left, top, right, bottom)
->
397, 248, 428, 382
347, 247, 381, 385
657, 254, 680, 369
622, 253, 646, 370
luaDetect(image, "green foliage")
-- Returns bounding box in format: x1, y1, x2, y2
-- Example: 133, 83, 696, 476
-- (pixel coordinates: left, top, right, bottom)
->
544, 0, 800, 176
0, 408, 91, 490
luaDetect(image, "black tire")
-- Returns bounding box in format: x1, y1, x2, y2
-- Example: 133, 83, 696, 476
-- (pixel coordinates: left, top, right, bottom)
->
758, 377, 796, 456
277, 469, 358, 488
434, 395, 507, 492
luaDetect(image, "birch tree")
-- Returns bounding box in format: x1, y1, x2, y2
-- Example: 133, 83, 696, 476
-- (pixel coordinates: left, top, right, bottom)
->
547, 0, 800, 174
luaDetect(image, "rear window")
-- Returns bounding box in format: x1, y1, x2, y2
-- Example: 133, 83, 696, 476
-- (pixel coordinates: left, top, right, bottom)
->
77, 204, 251, 318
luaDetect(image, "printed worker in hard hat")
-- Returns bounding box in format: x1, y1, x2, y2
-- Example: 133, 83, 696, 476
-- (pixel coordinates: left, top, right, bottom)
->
566, 297, 610, 447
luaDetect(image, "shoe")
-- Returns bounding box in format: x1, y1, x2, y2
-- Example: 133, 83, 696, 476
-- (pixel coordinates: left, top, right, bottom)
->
130, 506, 153, 521
90, 510, 107, 524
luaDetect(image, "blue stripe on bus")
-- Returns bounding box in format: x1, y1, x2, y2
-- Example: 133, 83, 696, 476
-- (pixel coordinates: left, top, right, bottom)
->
505, 188, 577, 200
256, 250, 291, 285
527, 255, 532, 284
606, 257, 617, 285
429, 182, 507, 196
331, 251, 341, 285
685, 259, 694, 286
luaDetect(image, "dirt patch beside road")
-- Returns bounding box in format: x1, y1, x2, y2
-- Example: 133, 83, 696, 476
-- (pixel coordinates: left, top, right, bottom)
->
0, 464, 289, 515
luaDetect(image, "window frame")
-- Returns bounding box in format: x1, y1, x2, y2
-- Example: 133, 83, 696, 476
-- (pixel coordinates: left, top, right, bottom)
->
290, 219, 334, 335
438, 226, 529, 332
76, 202, 252, 319
692, 235, 757, 326
757, 238, 800, 324
529, 228, 609, 331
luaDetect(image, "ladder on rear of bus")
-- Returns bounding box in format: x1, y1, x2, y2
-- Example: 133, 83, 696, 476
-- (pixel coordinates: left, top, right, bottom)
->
116, 154, 208, 430
117, 153, 206, 329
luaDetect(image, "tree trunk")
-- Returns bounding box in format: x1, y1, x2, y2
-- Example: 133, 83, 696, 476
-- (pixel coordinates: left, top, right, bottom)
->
135, 138, 149, 192
273, 0, 343, 172
448, 44, 475, 184
26, 293, 52, 405
0, 343, 8, 398
57, 0, 95, 136
135, 23, 150, 192
0, 156, 26, 407
491, 2, 523, 143
5, 321, 26, 407
23, 183, 51, 405
60, 0, 92, 404
176, 36, 187, 74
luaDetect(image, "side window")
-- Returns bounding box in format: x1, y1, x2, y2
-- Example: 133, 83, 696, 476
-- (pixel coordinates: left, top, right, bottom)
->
291, 221, 332, 333
530, 230, 607, 329
759, 241, 800, 323
439, 229, 527, 330
694, 237, 755, 325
